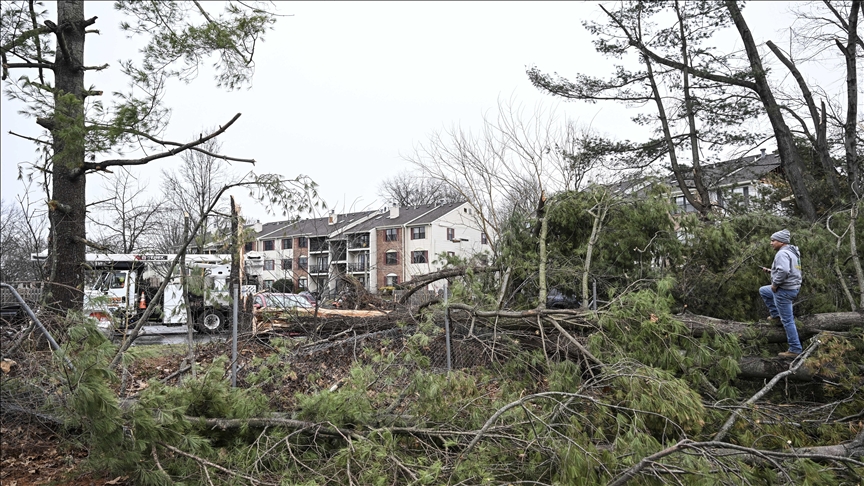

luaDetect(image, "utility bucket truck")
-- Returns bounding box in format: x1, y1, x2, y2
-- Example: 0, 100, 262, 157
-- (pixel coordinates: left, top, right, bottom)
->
82, 253, 239, 332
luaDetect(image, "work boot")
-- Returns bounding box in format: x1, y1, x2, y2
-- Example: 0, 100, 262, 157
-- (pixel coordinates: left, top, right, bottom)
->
777, 351, 800, 359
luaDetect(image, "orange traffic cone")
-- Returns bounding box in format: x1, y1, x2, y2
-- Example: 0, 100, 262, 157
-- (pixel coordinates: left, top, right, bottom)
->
138, 292, 147, 309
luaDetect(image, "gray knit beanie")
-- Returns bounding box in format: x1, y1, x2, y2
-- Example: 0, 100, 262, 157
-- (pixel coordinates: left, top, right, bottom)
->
771, 229, 791, 243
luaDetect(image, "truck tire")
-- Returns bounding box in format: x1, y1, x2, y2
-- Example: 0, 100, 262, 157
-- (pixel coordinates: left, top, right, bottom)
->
197, 309, 225, 333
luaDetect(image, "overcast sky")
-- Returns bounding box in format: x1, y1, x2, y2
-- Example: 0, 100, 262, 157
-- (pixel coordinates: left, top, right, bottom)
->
1, 1, 815, 222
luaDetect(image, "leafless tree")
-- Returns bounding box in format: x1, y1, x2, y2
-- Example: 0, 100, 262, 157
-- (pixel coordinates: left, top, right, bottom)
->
0, 195, 47, 283
89, 169, 165, 253
782, 0, 861, 198
160, 137, 235, 253
406, 97, 593, 245
377, 170, 463, 207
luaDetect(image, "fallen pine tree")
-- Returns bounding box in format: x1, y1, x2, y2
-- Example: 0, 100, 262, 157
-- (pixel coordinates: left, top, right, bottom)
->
2, 294, 861, 485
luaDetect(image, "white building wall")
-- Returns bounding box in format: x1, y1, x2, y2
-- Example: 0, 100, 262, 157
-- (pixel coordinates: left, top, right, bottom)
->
258, 241, 295, 288
403, 204, 493, 293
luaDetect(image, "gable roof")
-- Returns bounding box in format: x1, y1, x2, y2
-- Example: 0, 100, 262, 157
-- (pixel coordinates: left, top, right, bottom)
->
695, 153, 781, 189
343, 202, 467, 233
256, 211, 375, 240
612, 152, 782, 196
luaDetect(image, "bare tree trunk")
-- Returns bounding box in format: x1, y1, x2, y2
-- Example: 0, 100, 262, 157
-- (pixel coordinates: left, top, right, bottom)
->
674, 0, 712, 216
840, 0, 861, 196
765, 42, 842, 199
828, 211, 858, 311
644, 54, 707, 217
582, 194, 608, 307
851, 201, 864, 308
538, 205, 548, 310
47, 0, 87, 312
725, 0, 818, 222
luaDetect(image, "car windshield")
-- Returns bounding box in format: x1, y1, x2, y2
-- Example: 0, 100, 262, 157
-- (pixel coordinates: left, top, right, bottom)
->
267, 294, 309, 308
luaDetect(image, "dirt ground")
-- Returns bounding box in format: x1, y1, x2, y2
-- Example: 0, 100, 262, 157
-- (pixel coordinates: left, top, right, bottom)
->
0, 420, 116, 486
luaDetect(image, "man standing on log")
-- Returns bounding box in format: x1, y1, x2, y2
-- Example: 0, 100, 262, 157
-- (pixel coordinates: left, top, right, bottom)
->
759, 229, 803, 358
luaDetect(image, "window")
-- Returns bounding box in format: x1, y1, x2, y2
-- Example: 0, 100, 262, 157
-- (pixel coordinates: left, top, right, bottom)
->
447, 251, 455, 257
481, 232, 488, 245
674, 196, 695, 214
298, 277, 307, 289
386, 274, 399, 286
264, 279, 274, 290
282, 259, 292, 270
410, 226, 425, 240
298, 256, 308, 269
384, 228, 397, 242
385, 251, 397, 265
732, 186, 751, 207
282, 238, 292, 249
298, 237, 308, 248
411, 251, 428, 264
263, 240, 274, 251
447, 228, 455, 241
244, 241, 255, 252
264, 260, 275, 271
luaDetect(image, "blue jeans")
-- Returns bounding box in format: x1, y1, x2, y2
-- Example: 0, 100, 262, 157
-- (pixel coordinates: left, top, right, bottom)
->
759, 285, 802, 354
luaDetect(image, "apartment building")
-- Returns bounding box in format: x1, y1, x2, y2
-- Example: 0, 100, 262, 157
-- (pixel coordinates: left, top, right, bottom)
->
245, 211, 373, 294
245, 202, 491, 296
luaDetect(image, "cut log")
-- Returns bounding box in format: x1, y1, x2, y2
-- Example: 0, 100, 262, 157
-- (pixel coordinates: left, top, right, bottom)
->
736, 355, 818, 381
675, 311, 863, 343
253, 307, 391, 334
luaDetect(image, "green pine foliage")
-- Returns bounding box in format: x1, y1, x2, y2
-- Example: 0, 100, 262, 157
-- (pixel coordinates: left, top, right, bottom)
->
7, 188, 861, 485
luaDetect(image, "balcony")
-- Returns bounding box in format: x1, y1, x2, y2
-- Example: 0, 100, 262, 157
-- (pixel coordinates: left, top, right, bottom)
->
308, 264, 329, 274
347, 262, 369, 273
348, 236, 370, 249
309, 238, 328, 253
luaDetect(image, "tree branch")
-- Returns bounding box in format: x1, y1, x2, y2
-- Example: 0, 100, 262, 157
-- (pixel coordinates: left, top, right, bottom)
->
713, 337, 823, 442
84, 114, 246, 170
8, 130, 50, 145
0, 25, 52, 55
157, 441, 278, 486
3, 61, 53, 70
397, 266, 500, 304
85, 123, 255, 164
598, 4, 758, 90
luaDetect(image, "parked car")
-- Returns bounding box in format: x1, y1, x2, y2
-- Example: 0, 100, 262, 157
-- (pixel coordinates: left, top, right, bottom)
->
546, 288, 581, 309
296, 291, 318, 307
253, 293, 313, 310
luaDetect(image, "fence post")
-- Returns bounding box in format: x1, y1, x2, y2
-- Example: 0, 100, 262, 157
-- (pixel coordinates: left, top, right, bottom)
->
231, 284, 238, 387
444, 280, 452, 373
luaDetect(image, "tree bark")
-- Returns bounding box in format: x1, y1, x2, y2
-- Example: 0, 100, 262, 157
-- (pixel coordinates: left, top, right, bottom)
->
47, 0, 87, 312
765, 41, 842, 199
724, 0, 818, 222
840, 0, 861, 196
396, 266, 500, 304
675, 311, 863, 342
